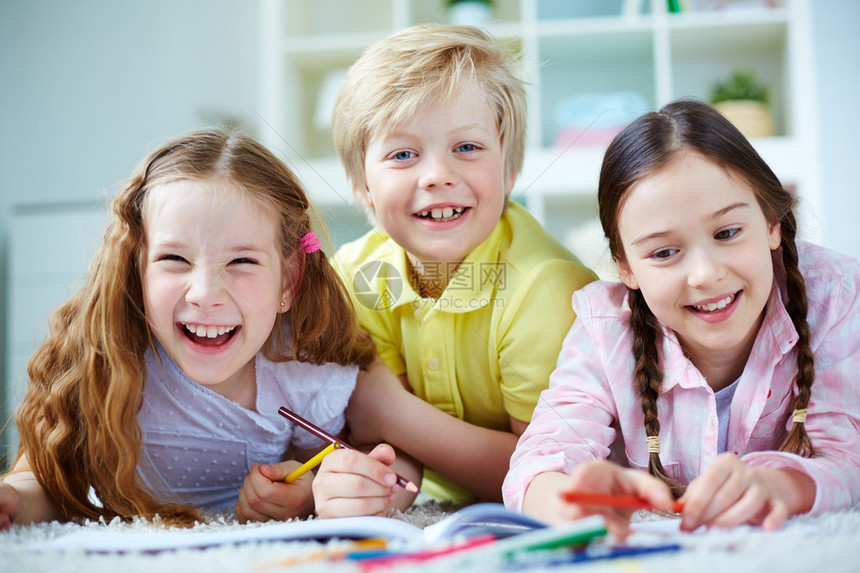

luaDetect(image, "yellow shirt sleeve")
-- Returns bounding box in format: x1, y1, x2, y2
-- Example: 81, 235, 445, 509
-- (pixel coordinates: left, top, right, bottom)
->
496, 259, 597, 423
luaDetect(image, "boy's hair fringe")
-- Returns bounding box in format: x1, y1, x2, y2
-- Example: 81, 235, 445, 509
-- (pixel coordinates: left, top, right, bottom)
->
9, 128, 375, 526
332, 24, 527, 224
598, 99, 815, 496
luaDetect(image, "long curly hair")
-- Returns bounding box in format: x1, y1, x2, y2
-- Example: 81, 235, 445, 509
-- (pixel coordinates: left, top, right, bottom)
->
11, 128, 375, 526
598, 99, 815, 497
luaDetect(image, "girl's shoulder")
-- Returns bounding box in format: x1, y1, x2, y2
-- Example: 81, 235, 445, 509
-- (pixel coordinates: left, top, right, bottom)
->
571, 280, 631, 321
797, 241, 859, 278
796, 241, 860, 299
793, 241, 860, 330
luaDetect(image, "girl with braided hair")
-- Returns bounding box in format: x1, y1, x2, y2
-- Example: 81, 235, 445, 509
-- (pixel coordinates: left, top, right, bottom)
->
0, 128, 382, 529
503, 99, 860, 539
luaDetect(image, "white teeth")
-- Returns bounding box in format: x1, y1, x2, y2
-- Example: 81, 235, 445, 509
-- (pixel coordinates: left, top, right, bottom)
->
419, 207, 466, 221
693, 294, 734, 312
183, 323, 236, 337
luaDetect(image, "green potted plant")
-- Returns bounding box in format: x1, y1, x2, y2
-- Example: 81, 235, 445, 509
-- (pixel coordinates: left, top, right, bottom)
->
446, 0, 494, 27
709, 69, 773, 138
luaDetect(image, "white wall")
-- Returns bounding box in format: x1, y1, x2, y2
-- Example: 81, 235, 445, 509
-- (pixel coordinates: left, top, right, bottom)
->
0, 0, 262, 463
813, 0, 860, 261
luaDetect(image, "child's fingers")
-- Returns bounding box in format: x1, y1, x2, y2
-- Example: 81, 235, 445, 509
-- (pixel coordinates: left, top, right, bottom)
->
698, 478, 789, 532
322, 448, 399, 488
235, 491, 276, 524
617, 467, 677, 511
259, 460, 303, 482
314, 466, 396, 500
237, 462, 311, 523
569, 460, 675, 510
681, 454, 742, 530
0, 514, 12, 531
313, 449, 399, 519
760, 500, 790, 531
316, 496, 394, 519
366, 443, 397, 467
313, 469, 396, 519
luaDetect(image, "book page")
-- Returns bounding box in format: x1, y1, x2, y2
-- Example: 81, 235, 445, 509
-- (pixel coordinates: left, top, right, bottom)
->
32, 516, 423, 553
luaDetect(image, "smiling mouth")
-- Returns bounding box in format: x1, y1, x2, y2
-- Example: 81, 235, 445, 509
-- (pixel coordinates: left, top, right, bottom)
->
690, 292, 738, 313
416, 206, 467, 222
181, 323, 239, 346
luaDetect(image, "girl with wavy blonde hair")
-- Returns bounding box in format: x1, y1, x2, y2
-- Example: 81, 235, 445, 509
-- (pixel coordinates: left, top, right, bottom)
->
0, 128, 375, 528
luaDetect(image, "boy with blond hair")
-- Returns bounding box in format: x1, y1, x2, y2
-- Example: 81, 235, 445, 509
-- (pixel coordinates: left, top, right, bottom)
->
314, 25, 596, 516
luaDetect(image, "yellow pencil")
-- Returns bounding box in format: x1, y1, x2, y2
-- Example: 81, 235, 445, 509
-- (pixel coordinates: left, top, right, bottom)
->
285, 442, 340, 483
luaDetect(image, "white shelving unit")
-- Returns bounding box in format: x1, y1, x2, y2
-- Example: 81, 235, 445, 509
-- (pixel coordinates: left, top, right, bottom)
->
259, 0, 819, 279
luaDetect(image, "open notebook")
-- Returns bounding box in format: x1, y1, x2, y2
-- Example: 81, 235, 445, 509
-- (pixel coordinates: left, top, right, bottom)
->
31, 503, 606, 553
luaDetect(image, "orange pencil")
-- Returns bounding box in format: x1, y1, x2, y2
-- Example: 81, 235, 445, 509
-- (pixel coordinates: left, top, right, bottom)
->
562, 491, 684, 514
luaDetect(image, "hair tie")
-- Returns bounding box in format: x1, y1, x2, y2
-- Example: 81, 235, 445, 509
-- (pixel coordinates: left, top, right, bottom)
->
646, 435, 660, 454
792, 408, 808, 424
300, 231, 321, 254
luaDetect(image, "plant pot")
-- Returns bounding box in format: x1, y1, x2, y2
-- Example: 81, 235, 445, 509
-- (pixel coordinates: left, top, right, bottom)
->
713, 100, 773, 139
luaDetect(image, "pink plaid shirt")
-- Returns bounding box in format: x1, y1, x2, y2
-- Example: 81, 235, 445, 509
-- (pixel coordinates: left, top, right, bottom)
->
504, 241, 860, 515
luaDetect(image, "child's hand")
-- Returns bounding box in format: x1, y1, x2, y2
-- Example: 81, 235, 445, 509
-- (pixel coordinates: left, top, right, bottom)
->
0, 482, 22, 530
312, 443, 401, 519
235, 461, 314, 523
679, 453, 815, 532
524, 460, 675, 540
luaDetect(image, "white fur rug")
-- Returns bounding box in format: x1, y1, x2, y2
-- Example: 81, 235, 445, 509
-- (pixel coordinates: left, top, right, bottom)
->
3, 500, 860, 572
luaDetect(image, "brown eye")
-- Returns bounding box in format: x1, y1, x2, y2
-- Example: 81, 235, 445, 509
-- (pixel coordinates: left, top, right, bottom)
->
715, 228, 741, 241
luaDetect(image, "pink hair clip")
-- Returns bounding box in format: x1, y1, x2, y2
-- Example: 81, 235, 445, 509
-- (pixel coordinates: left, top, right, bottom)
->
300, 231, 322, 254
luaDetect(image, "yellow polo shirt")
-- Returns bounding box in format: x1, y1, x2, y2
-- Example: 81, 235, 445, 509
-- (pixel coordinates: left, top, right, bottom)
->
333, 202, 597, 500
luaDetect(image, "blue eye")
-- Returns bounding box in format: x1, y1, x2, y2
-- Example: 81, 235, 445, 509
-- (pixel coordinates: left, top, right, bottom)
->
230, 258, 258, 265
716, 227, 741, 240
457, 143, 477, 152
392, 150, 415, 161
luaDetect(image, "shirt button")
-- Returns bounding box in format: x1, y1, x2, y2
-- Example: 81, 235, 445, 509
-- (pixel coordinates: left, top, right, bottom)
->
414, 308, 424, 320
428, 358, 440, 370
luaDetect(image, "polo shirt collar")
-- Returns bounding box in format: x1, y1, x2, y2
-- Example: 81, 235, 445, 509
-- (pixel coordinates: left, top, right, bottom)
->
372, 211, 509, 314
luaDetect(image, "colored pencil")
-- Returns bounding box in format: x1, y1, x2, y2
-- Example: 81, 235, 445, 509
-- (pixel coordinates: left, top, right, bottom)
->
285, 442, 340, 483
561, 491, 685, 514
278, 406, 420, 493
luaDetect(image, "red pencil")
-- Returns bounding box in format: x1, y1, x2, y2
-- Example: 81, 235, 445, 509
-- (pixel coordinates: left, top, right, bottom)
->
562, 491, 684, 514
278, 406, 420, 493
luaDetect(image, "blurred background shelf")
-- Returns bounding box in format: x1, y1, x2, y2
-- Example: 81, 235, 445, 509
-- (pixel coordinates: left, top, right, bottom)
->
260, 0, 819, 280
5, 0, 840, 463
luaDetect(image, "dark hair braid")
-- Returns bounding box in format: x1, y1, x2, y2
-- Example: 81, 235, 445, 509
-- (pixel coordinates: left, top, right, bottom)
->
628, 288, 686, 497
776, 214, 815, 457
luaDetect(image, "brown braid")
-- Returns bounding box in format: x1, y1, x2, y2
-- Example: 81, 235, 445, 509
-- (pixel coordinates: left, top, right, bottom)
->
599, 100, 820, 496
628, 288, 687, 497
776, 214, 816, 457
